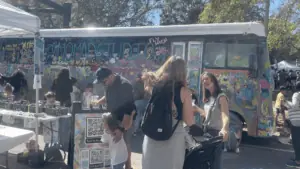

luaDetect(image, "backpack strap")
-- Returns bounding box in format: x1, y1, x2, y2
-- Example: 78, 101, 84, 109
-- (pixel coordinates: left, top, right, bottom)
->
171, 81, 180, 133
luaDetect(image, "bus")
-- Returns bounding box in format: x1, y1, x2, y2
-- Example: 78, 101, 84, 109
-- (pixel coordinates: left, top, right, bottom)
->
0, 22, 274, 140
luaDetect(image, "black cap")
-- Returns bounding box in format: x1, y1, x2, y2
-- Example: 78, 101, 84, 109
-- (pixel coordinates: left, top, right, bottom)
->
93, 67, 112, 84
279, 86, 286, 91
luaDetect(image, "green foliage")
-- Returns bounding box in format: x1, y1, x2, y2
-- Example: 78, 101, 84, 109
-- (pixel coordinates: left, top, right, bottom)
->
160, 0, 205, 25
199, 0, 264, 23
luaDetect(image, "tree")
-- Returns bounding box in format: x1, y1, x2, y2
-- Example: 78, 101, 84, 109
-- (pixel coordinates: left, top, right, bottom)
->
8, 0, 162, 28
71, 0, 162, 27
199, 0, 264, 23
160, 0, 206, 25
268, 0, 300, 60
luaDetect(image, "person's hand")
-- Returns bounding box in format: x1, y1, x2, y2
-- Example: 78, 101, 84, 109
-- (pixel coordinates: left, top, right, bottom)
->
219, 129, 228, 142
112, 129, 123, 143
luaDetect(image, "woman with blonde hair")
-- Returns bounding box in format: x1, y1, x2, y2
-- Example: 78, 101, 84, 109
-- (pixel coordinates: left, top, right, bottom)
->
142, 56, 198, 169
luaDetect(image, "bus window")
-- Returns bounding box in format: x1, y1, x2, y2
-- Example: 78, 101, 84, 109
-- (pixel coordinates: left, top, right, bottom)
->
171, 42, 185, 59
227, 43, 256, 68
204, 43, 226, 68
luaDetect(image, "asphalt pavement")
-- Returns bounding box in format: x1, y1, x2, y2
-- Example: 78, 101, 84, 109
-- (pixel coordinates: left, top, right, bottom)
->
0, 133, 295, 169
131, 133, 295, 169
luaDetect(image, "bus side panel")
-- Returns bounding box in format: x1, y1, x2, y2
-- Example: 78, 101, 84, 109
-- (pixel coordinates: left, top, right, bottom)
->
256, 51, 275, 137
204, 69, 258, 136
0, 37, 172, 100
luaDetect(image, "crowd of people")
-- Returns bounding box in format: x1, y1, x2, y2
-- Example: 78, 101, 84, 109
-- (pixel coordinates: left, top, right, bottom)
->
275, 85, 300, 168
271, 66, 300, 90
91, 56, 229, 169
0, 58, 299, 169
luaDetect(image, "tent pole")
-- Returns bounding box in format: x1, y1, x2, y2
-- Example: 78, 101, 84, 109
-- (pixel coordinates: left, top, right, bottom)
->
34, 33, 40, 152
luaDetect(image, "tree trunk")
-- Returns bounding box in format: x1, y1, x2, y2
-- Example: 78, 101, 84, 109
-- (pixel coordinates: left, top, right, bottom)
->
264, 0, 270, 36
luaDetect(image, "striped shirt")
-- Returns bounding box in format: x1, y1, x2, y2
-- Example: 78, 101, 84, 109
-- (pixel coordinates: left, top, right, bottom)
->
286, 92, 300, 126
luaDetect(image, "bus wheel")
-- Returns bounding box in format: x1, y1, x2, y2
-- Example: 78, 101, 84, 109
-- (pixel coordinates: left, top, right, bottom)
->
225, 113, 243, 153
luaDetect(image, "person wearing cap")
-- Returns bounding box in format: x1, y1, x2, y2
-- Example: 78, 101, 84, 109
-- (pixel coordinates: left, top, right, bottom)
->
93, 67, 135, 169
285, 82, 300, 168
275, 86, 287, 126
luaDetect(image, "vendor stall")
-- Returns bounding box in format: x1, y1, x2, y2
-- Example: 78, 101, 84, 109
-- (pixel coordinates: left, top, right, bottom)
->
0, 1, 43, 168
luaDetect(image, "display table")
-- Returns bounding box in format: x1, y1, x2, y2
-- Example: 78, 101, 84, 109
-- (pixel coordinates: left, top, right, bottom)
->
0, 125, 34, 153
0, 125, 34, 169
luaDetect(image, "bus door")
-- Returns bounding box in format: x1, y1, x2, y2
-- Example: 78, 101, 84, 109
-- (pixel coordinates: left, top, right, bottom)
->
171, 41, 204, 101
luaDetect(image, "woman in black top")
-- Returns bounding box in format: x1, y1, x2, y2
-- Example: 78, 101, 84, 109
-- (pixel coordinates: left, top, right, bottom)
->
0, 70, 28, 101
51, 68, 76, 107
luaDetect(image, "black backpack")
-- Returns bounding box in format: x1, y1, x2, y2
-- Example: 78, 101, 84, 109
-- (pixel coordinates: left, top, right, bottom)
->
141, 81, 180, 141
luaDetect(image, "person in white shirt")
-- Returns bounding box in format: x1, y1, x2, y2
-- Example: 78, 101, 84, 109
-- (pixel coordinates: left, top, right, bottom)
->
101, 113, 128, 169
285, 82, 300, 168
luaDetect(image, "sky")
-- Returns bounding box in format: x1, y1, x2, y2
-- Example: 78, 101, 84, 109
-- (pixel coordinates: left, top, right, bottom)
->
152, 0, 283, 25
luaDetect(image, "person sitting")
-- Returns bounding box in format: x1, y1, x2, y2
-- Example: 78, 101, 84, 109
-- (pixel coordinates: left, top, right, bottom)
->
82, 83, 93, 108
4, 83, 14, 101
0, 70, 28, 100
44, 91, 57, 106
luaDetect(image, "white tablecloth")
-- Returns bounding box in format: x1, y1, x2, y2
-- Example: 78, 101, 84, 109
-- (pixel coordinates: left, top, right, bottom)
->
0, 125, 34, 153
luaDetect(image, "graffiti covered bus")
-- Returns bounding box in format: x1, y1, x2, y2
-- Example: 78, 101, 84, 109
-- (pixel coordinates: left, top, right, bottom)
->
0, 22, 274, 138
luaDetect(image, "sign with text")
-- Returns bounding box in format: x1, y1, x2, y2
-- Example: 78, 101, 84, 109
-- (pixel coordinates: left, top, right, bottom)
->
34, 37, 44, 75
73, 113, 111, 169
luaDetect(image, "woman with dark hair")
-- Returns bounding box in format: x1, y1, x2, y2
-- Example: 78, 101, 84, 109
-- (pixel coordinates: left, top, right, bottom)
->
195, 72, 229, 168
0, 70, 28, 101
51, 68, 76, 107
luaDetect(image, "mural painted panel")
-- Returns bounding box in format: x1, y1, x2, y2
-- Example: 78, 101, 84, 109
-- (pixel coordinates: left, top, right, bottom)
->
0, 37, 171, 100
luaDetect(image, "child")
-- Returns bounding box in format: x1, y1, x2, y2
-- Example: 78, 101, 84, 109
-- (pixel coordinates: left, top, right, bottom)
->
101, 113, 128, 169
4, 83, 14, 101
275, 86, 287, 125
44, 91, 56, 106
82, 83, 93, 108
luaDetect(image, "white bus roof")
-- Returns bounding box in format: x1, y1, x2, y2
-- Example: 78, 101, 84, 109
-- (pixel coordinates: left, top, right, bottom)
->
1, 22, 265, 38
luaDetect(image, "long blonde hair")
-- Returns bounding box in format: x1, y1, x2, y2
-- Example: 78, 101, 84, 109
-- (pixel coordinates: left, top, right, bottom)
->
143, 56, 187, 95
155, 56, 187, 83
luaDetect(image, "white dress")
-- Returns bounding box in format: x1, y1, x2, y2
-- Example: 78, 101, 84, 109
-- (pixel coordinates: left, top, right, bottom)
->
142, 120, 186, 169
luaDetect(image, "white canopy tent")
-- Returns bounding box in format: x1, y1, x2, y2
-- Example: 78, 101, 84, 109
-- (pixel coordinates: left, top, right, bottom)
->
0, 0, 42, 152
0, 0, 40, 36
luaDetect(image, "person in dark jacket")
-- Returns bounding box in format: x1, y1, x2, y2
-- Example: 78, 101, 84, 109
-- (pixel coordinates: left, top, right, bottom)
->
51, 68, 76, 107
0, 70, 28, 101
93, 67, 135, 169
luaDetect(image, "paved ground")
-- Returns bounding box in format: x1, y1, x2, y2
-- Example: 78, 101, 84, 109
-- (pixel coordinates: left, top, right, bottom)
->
0, 133, 295, 169
131, 133, 295, 169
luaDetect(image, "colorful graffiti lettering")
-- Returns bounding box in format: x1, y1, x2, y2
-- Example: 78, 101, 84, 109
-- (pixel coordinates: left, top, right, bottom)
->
0, 36, 172, 101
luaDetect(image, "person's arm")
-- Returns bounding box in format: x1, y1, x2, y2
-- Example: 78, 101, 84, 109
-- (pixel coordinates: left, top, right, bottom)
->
193, 105, 206, 117
95, 96, 106, 105
219, 96, 229, 141
101, 130, 110, 144
280, 95, 286, 108
287, 93, 299, 108
181, 87, 195, 127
